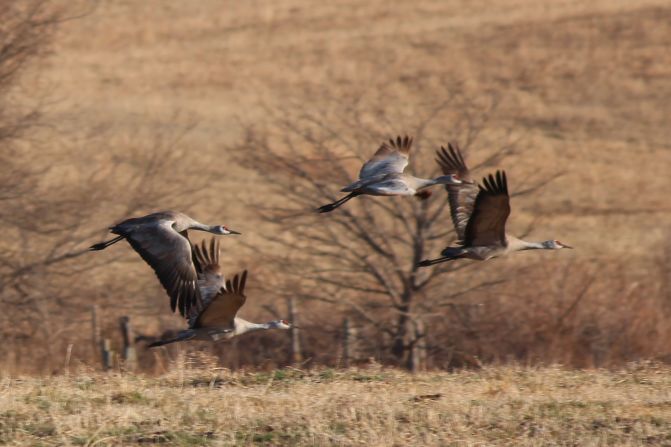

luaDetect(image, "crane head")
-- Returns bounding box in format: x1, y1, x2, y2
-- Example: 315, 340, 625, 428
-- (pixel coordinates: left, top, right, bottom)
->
270, 319, 292, 330
544, 240, 573, 249
214, 225, 241, 235
435, 174, 463, 185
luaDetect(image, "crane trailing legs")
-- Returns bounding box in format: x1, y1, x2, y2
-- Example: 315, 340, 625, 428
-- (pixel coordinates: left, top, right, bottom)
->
318, 135, 461, 213
418, 143, 572, 267
89, 211, 240, 317
149, 239, 293, 347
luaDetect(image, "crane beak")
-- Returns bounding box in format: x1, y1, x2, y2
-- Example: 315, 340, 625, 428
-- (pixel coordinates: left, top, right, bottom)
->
562, 243, 573, 249
227, 229, 241, 235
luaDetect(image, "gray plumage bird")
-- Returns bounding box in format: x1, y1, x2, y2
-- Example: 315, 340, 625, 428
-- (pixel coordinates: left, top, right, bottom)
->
149, 238, 292, 347
418, 143, 572, 266
89, 211, 240, 316
318, 135, 462, 212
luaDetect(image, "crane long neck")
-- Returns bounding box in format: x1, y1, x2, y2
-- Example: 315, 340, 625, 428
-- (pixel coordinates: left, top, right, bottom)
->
236, 319, 271, 334
248, 322, 271, 331
413, 177, 439, 190
519, 240, 546, 250
416, 175, 457, 190
190, 222, 217, 232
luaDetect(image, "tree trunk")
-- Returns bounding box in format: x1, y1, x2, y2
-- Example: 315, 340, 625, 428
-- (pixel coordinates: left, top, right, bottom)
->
409, 318, 427, 372
342, 317, 358, 368
392, 289, 416, 369
391, 304, 410, 363
119, 316, 136, 371
288, 297, 302, 364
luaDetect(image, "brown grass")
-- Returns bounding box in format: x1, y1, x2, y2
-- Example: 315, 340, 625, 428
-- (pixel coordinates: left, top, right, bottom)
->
2, 363, 671, 445
1, 0, 671, 372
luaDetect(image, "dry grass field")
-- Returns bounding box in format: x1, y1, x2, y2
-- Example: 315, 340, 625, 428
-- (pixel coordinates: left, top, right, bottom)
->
2, 363, 671, 446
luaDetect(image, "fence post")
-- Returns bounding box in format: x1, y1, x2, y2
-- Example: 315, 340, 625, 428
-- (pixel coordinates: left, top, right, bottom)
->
93, 305, 113, 371
288, 297, 302, 364
343, 317, 358, 368
101, 339, 113, 371
119, 316, 136, 371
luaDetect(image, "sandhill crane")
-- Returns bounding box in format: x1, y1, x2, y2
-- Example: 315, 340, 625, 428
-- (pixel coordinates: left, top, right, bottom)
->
148, 239, 292, 347
318, 135, 462, 212
89, 211, 240, 316
418, 143, 572, 266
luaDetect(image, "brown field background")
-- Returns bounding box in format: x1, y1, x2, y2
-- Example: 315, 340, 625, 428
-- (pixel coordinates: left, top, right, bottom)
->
1, 0, 671, 374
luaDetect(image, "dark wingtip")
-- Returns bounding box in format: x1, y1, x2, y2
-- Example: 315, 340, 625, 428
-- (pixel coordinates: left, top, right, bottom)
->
483, 170, 508, 195
211, 238, 219, 264
390, 135, 412, 151
436, 141, 466, 174
239, 270, 248, 295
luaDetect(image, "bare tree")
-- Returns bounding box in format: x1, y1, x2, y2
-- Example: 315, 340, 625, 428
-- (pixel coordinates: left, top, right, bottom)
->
0, 6, 233, 372
232, 83, 536, 370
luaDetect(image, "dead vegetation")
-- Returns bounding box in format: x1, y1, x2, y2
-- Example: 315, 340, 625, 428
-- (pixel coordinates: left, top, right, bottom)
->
0, 0, 670, 373
2, 363, 671, 445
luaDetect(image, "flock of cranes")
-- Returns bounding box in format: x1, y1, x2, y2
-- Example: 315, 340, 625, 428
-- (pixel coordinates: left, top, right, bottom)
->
90, 137, 571, 348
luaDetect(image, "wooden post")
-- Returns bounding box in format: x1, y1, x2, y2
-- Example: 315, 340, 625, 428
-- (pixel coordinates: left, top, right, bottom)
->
101, 339, 113, 371
64, 343, 73, 376
288, 297, 302, 364
93, 305, 113, 371
119, 316, 136, 371
343, 317, 358, 368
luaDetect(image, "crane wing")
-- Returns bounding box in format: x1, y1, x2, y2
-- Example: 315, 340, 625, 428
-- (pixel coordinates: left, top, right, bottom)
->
359, 135, 411, 179
464, 171, 510, 247
192, 238, 226, 306
436, 142, 479, 242
124, 223, 201, 317
191, 270, 247, 329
